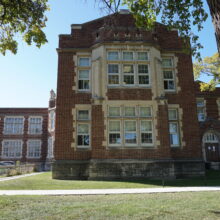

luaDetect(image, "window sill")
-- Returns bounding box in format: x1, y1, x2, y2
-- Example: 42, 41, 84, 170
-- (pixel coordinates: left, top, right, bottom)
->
107, 86, 151, 89
108, 146, 155, 149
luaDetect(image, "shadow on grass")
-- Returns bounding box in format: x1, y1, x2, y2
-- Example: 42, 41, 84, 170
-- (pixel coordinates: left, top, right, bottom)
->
79, 170, 220, 188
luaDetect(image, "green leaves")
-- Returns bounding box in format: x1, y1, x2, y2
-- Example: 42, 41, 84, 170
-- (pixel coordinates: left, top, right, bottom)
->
0, 0, 49, 55
193, 53, 220, 91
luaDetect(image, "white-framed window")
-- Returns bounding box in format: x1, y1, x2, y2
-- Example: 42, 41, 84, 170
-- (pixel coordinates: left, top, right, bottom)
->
108, 106, 154, 147
49, 111, 55, 131
77, 110, 89, 120
78, 70, 90, 91
162, 57, 175, 92
28, 117, 42, 134
27, 140, 41, 158
109, 120, 121, 146
163, 70, 175, 91
123, 64, 134, 85
140, 120, 153, 146
109, 107, 121, 117
2, 140, 23, 158
107, 50, 150, 87
4, 117, 24, 135
204, 133, 218, 143
78, 57, 90, 67
138, 64, 149, 85
137, 52, 148, 61
123, 51, 133, 60
108, 64, 119, 85
196, 98, 206, 121
168, 109, 180, 147
47, 137, 54, 159
107, 51, 119, 60
77, 123, 90, 148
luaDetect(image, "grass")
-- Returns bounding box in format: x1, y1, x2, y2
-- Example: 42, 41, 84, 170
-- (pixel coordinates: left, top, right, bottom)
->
1, 192, 220, 219
0, 170, 220, 190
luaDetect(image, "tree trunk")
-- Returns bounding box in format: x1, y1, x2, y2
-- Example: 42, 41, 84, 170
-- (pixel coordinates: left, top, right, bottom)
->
207, 0, 220, 53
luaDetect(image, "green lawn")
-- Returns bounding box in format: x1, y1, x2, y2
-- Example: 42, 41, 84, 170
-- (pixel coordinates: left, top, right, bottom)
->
1, 192, 220, 220
0, 171, 220, 190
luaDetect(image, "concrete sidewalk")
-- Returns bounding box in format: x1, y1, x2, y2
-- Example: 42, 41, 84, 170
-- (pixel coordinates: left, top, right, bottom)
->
1, 187, 220, 196
0, 172, 43, 182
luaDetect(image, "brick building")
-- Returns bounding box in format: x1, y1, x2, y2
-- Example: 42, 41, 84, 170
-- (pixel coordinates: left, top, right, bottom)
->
53, 11, 205, 179
0, 91, 56, 169
195, 82, 220, 169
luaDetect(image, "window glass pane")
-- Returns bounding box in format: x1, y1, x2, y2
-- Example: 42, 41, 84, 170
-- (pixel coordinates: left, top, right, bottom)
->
124, 75, 134, 84
169, 123, 178, 133
78, 110, 89, 120
109, 121, 120, 132
123, 64, 134, 73
170, 134, 179, 145
123, 52, 133, 60
137, 52, 148, 60
197, 99, 205, 107
109, 134, 121, 144
140, 107, 151, 117
78, 124, 89, 134
141, 133, 152, 144
168, 109, 177, 120
108, 64, 119, 74
125, 133, 136, 144
79, 70, 89, 79
141, 121, 152, 131
79, 58, 90, 66
108, 52, 119, 60
164, 80, 175, 90
78, 80, 89, 90
163, 71, 173, 79
162, 58, 172, 67
108, 75, 119, 85
78, 135, 89, 146
109, 107, 120, 117
124, 107, 136, 117
138, 65, 148, 73
125, 121, 136, 131
139, 75, 149, 85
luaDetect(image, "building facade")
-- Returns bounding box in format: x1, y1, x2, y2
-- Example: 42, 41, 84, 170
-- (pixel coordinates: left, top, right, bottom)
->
53, 11, 205, 180
0, 91, 56, 169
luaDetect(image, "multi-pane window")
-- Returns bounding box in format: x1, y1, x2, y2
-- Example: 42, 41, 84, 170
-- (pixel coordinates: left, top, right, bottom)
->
77, 110, 89, 120
28, 117, 42, 134
107, 51, 150, 86
204, 133, 218, 143
107, 51, 119, 60
78, 57, 90, 91
108, 64, 119, 85
2, 140, 22, 158
123, 64, 134, 85
49, 111, 55, 131
78, 70, 90, 90
4, 117, 24, 134
47, 137, 54, 159
76, 108, 90, 148
162, 57, 175, 91
109, 121, 121, 145
196, 98, 206, 121
27, 140, 41, 158
140, 121, 153, 145
77, 124, 90, 147
108, 106, 154, 147
168, 109, 180, 147
124, 121, 137, 145
78, 57, 90, 66
138, 64, 149, 85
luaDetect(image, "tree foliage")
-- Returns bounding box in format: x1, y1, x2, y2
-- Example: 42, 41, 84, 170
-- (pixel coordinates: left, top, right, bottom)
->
194, 53, 220, 91
99, 0, 209, 60
0, 0, 49, 55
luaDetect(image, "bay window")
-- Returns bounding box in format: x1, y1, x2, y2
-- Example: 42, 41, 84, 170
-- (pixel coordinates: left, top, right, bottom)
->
124, 121, 137, 145
123, 64, 134, 85
108, 64, 119, 85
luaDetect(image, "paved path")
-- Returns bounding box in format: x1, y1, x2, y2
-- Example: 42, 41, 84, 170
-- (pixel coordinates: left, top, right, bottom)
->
1, 187, 220, 195
0, 172, 43, 182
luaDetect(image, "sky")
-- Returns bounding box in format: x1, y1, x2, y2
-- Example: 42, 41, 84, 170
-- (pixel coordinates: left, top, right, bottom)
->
0, 0, 217, 107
